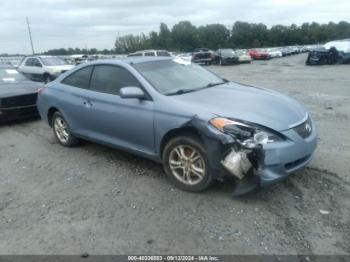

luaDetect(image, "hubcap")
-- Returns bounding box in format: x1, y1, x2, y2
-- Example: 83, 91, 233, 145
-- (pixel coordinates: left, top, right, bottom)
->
54, 117, 69, 143
168, 145, 205, 185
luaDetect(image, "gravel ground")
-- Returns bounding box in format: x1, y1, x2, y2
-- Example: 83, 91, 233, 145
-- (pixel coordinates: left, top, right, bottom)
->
0, 54, 349, 255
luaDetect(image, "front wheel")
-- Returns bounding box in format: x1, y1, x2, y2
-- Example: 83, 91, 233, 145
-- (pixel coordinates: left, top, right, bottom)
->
52, 112, 79, 147
162, 136, 213, 192
43, 74, 53, 84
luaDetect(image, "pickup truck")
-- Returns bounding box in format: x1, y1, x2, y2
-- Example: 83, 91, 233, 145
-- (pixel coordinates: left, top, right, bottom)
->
192, 48, 214, 65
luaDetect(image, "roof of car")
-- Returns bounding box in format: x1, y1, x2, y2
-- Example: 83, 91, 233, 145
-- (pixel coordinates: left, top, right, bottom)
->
89, 56, 173, 65
23, 55, 56, 59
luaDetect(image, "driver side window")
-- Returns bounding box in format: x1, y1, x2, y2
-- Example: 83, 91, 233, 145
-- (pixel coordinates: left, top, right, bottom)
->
32, 58, 42, 67
25, 58, 33, 66
90, 65, 141, 95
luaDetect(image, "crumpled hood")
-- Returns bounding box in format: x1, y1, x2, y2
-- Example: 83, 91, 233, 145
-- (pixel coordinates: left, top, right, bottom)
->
169, 82, 307, 131
0, 81, 43, 98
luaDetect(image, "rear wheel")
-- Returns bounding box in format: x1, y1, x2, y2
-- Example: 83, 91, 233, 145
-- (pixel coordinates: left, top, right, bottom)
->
163, 136, 213, 192
52, 112, 79, 147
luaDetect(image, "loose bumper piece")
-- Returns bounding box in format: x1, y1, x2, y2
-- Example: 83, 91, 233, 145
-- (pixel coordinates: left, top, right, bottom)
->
221, 149, 252, 180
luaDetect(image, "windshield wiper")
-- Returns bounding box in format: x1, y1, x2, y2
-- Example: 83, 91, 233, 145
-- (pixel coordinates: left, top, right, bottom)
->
166, 88, 198, 96
203, 81, 227, 88
166, 80, 229, 96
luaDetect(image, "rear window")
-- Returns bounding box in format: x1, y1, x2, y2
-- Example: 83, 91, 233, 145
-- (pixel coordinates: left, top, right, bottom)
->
156, 51, 171, 57
145, 52, 155, 56
0, 68, 28, 83
127, 53, 142, 57
62, 66, 93, 89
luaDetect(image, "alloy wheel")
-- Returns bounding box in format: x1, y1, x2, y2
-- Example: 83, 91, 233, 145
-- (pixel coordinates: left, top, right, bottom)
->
54, 116, 69, 144
168, 145, 206, 185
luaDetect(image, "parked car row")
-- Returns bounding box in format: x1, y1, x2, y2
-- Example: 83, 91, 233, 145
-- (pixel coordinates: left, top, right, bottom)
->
185, 45, 309, 65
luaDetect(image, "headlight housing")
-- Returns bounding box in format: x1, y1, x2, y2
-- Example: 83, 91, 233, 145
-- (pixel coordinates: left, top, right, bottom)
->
209, 117, 284, 145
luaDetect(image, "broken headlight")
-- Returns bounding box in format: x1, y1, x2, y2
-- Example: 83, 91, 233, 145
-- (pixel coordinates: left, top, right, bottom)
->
209, 117, 284, 146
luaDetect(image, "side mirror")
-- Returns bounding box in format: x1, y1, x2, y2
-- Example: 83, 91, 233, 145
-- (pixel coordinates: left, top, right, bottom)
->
119, 87, 145, 99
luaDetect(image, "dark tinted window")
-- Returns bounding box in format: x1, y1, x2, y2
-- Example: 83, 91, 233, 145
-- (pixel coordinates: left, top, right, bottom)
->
90, 65, 140, 95
156, 51, 171, 57
25, 58, 33, 66
32, 58, 42, 67
62, 66, 93, 89
145, 52, 155, 56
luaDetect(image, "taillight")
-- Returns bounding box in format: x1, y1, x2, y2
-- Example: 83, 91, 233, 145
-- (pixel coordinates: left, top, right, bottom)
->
37, 87, 46, 95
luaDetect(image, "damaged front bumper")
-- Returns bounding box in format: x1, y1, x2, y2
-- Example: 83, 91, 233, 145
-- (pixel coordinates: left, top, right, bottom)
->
181, 116, 317, 195
218, 119, 317, 195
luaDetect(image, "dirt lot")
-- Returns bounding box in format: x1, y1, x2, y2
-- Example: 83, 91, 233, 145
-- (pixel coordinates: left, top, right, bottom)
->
0, 54, 349, 255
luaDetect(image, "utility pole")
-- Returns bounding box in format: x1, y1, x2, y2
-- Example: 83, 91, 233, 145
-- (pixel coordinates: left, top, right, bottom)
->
26, 17, 35, 54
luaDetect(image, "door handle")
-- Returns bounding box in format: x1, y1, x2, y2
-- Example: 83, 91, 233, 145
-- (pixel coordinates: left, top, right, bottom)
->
83, 100, 93, 107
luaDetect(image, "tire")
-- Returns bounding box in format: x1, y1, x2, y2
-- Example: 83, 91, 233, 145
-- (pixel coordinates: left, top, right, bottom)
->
162, 136, 213, 192
43, 74, 52, 84
52, 111, 79, 147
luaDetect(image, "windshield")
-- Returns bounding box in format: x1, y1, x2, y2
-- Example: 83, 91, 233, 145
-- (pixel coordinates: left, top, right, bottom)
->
221, 49, 234, 55
40, 57, 67, 66
0, 68, 28, 83
133, 59, 224, 95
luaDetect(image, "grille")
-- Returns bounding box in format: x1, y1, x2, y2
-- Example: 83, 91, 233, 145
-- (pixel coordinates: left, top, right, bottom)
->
293, 118, 312, 139
1, 93, 37, 108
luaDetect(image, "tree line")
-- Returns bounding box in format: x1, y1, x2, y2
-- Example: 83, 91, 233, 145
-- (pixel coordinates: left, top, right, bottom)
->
115, 21, 350, 53
40, 21, 350, 55
43, 47, 114, 56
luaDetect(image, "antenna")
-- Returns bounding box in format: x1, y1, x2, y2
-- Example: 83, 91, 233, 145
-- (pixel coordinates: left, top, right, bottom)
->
26, 17, 35, 54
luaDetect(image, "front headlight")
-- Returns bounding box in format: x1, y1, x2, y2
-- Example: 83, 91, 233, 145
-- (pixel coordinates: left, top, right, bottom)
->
209, 117, 284, 145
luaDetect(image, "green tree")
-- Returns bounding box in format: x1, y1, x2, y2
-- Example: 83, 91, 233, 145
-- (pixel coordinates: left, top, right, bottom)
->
198, 24, 230, 49
171, 21, 199, 51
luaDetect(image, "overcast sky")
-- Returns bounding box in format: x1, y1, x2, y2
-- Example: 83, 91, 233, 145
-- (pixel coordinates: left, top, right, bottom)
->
1, 0, 349, 54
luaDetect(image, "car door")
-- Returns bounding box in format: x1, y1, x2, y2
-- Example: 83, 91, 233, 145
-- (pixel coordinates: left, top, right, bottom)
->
30, 58, 45, 81
19, 58, 34, 79
59, 66, 94, 136
81, 64, 155, 156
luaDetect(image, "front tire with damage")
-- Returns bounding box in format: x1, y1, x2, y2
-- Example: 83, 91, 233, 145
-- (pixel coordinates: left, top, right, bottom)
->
163, 136, 213, 192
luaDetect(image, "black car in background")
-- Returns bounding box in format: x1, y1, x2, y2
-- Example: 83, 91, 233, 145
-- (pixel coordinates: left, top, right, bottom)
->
214, 49, 239, 65
306, 47, 350, 65
192, 48, 214, 65
0, 65, 43, 122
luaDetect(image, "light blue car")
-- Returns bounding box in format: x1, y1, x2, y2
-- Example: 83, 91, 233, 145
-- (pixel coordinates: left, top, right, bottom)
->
37, 57, 317, 195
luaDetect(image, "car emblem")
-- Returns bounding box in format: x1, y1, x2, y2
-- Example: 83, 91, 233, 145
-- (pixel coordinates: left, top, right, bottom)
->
305, 122, 312, 133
